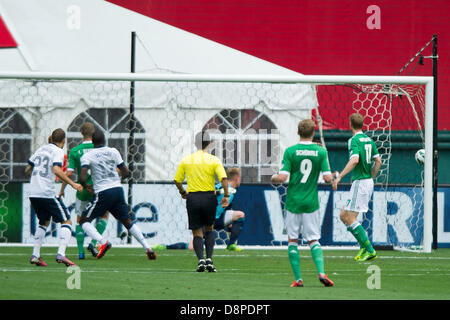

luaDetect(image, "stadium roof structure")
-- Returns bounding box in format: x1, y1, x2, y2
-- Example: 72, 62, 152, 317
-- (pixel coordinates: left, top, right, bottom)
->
0, 0, 301, 75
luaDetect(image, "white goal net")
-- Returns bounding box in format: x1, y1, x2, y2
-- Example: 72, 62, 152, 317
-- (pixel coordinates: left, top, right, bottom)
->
0, 73, 434, 252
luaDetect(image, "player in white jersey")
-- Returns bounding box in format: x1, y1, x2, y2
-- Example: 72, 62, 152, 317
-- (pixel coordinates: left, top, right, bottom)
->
78, 130, 157, 260
26, 128, 83, 267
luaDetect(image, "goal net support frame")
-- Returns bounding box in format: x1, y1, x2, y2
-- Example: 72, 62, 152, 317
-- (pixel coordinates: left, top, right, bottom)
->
0, 72, 434, 253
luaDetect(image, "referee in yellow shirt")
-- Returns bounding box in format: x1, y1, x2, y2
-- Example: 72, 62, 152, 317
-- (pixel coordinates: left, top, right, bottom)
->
174, 131, 229, 272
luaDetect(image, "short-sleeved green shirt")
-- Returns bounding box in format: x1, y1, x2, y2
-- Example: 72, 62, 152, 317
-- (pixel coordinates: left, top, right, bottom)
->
280, 142, 331, 214
68, 141, 94, 201
348, 132, 379, 181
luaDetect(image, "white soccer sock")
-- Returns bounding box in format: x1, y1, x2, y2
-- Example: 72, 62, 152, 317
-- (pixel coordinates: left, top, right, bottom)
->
128, 224, 149, 251
350, 221, 361, 230
32, 225, 46, 257
57, 224, 72, 256
82, 222, 106, 245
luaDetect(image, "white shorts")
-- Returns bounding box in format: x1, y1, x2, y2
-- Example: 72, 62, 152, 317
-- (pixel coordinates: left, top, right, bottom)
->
223, 210, 234, 226
345, 178, 374, 213
75, 198, 89, 216
285, 210, 321, 242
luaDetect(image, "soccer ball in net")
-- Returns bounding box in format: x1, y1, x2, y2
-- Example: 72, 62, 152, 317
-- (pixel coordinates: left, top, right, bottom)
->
415, 149, 425, 165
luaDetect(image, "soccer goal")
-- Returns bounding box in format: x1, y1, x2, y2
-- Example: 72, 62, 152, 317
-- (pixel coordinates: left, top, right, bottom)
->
0, 72, 434, 253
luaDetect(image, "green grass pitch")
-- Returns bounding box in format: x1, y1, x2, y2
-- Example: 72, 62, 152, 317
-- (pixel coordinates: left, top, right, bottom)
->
1, 246, 449, 300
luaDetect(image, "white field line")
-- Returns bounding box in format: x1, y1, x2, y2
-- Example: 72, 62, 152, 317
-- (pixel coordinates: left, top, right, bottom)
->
1, 267, 449, 278
1, 252, 449, 260
0, 244, 359, 250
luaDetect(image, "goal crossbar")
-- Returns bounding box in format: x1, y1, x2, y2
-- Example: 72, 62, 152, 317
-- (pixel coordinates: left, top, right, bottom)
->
0, 71, 433, 85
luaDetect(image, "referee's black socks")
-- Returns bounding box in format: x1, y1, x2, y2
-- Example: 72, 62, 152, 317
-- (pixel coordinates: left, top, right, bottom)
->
193, 236, 204, 260
204, 231, 215, 259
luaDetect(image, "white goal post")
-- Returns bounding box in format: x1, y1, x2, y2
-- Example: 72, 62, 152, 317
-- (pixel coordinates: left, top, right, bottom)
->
0, 72, 434, 253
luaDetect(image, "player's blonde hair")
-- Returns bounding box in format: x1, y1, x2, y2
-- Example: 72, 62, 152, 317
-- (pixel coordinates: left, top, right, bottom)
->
297, 119, 315, 138
350, 113, 364, 130
81, 122, 95, 138
227, 167, 241, 179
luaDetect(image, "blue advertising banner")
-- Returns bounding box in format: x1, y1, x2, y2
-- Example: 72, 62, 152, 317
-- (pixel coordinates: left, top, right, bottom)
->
21, 183, 450, 248
232, 185, 450, 248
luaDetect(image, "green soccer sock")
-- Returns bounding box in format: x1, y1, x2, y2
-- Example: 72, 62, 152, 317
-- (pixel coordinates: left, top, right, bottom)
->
288, 243, 302, 281
91, 219, 107, 246
310, 242, 325, 275
75, 225, 85, 254
349, 222, 374, 254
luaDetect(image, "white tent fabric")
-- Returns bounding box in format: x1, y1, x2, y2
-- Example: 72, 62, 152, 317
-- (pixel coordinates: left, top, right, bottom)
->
0, 0, 318, 181
0, 0, 318, 110
0, 0, 303, 75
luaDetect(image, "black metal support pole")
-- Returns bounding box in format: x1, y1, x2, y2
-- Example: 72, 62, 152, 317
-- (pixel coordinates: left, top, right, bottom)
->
432, 34, 438, 250
127, 31, 137, 244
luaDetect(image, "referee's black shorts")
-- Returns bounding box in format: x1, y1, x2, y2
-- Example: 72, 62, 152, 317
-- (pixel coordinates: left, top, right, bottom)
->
186, 191, 218, 230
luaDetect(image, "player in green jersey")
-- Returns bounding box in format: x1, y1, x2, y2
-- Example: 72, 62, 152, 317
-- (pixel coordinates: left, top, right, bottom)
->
271, 119, 334, 288
332, 113, 382, 262
59, 123, 109, 259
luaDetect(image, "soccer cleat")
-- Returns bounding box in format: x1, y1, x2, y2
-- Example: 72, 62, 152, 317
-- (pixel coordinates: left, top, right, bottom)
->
205, 258, 217, 272
96, 241, 112, 259
354, 248, 366, 261
78, 252, 85, 260
290, 279, 304, 287
152, 244, 167, 251
226, 244, 243, 252
196, 260, 206, 272
146, 249, 157, 260
30, 255, 47, 267
56, 254, 76, 267
87, 243, 99, 257
358, 250, 378, 262
319, 274, 334, 287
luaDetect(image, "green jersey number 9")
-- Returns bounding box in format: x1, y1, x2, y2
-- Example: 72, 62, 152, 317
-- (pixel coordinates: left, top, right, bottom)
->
300, 159, 312, 183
